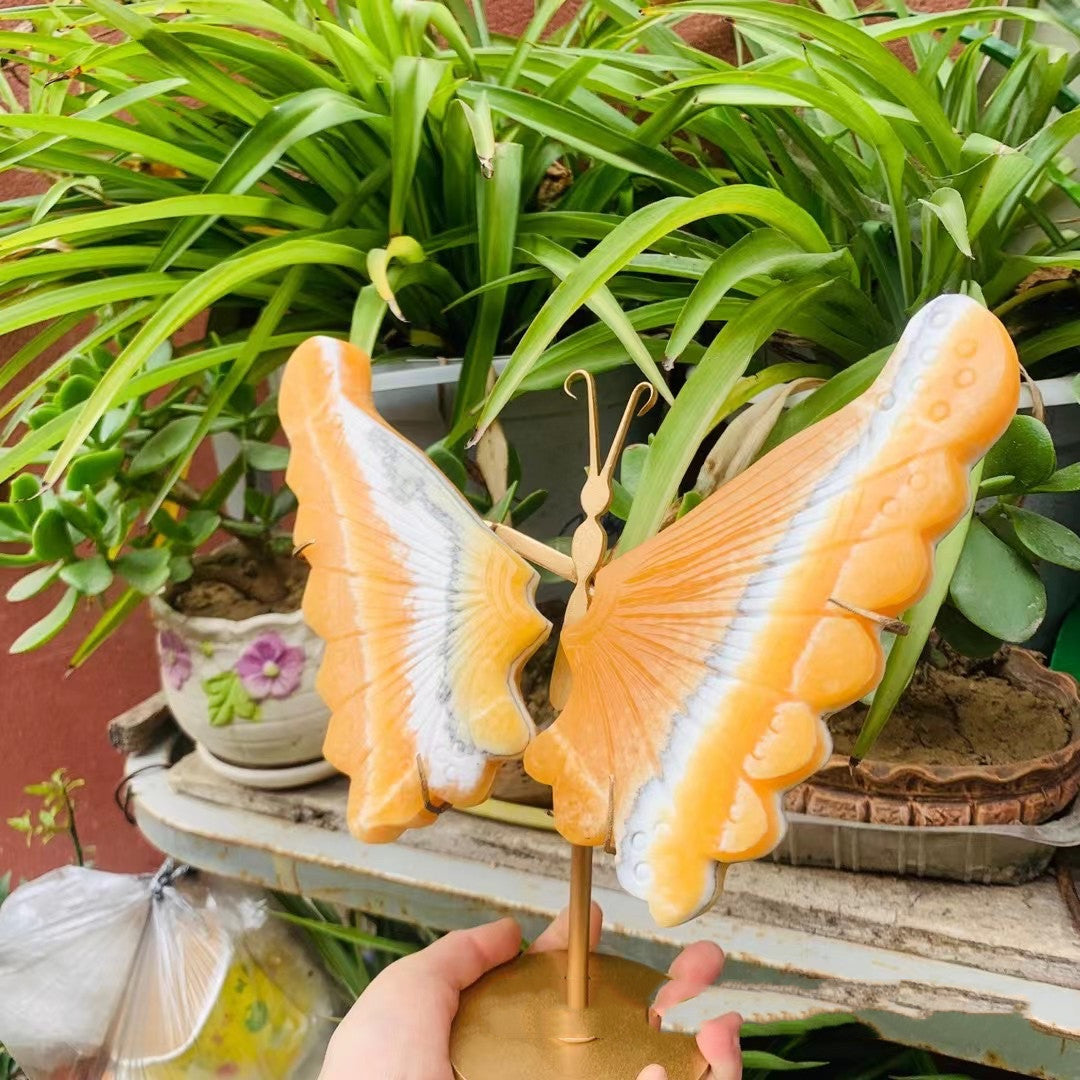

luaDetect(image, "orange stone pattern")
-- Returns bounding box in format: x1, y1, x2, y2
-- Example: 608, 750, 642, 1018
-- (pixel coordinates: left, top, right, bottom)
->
281, 296, 1019, 927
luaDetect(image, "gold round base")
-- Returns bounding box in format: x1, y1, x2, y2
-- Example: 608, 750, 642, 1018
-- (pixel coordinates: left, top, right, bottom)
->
450, 951, 707, 1080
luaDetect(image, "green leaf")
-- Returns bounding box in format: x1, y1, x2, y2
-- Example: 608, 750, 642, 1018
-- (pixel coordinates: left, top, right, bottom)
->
950, 518, 1046, 642
30, 175, 103, 226
6, 563, 62, 603
10, 474, 42, 528
55, 375, 97, 412
455, 95, 495, 178
650, 0, 962, 171
935, 604, 1002, 660
9, 588, 78, 654
31, 509, 75, 562
459, 83, 708, 195
42, 240, 366, 487
202, 670, 260, 726
367, 236, 426, 322
427, 443, 469, 492
620, 277, 831, 551
740, 1052, 825, 1071
59, 556, 114, 597
510, 489, 547, 526
153, 88, 377, 270
452, 140, 524, 433
272, 910, 420, 956
519, 235, 673, 406
676, 490, 703, 519
68, 586, 142, 669
1003, 506, 1080, 571
608, 479, 634, 522
476, 187, 831, 437
620, 443, 650, 499
982, 415, 1055, 490
115, 548, 171, 595
66, 449, 125, 490
1033, 462, 1080, 493
667, 229, 825, 363
128, 416, 203, 478
0, 505, 27, 542
853, 508, 975, 760
390, 57, 450, 236
0, 195, 323, 262
242, 441, 290, 471
919, 187, 973, 259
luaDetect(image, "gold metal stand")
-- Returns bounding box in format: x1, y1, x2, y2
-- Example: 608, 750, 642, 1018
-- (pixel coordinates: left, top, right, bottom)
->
449, 949, 707, 1080
566, 844, 593, 1011
450, 841, 706, 1079
451, 373, 705, 1079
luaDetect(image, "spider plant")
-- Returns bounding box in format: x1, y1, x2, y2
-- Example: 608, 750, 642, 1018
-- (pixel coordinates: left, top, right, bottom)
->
467, 0, 1080, 755
0, 0, 718, 661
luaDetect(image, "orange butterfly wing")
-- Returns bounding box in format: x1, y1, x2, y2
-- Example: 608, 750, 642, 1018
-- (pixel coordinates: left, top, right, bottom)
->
280, 338, 550, 843
524, 296, 1019, 926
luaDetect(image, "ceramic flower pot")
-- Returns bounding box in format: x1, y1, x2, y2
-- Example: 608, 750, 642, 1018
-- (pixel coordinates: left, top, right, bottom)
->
150, 596, 330, 770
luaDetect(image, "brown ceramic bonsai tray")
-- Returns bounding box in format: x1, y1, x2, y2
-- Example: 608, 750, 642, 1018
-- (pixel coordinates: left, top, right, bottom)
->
776, 651, 1080, 883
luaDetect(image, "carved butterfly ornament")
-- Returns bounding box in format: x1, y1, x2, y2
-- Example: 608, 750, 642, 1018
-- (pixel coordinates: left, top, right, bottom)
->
279, 294, 1019, 927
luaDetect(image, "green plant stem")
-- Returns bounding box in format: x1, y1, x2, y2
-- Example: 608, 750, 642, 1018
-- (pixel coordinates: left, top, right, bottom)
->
60, 786, 84, 867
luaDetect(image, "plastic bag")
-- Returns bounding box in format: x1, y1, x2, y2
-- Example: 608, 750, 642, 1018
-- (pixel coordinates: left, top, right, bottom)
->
0, 863, 338, 1079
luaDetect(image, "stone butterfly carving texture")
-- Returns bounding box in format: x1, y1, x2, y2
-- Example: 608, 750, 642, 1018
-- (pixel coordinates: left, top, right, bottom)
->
281, 295, 1018, 926
280, 338, 550, 843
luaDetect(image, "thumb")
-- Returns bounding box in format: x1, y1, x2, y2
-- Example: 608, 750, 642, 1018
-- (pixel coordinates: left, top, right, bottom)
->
402, 918, 522, 994
636, 1067, 668, 1080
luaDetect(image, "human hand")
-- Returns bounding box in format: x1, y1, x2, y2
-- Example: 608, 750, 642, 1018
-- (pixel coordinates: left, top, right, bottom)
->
318, 903, 742, 1080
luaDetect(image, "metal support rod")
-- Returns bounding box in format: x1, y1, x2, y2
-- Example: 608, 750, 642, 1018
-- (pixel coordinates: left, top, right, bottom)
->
567, 843, 593, 1010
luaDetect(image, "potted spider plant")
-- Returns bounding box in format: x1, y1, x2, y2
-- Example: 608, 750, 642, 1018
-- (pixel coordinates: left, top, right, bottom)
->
0, 0, 706, 781
453, 0, 1080, 876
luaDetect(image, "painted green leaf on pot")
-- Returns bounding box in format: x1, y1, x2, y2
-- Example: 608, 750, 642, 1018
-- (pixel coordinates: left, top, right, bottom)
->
950, 518, 1046, 642
982, 415, 1055, 490
203, 670, 261, 727
1003, 505, 1080, 571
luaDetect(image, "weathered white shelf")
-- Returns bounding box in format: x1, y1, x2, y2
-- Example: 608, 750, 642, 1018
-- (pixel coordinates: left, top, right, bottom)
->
128, 745, 1080, 1078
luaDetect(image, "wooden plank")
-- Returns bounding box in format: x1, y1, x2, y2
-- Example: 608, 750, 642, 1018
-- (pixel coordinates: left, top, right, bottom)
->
107, 693, 171, 754
168, 751, 1080, 991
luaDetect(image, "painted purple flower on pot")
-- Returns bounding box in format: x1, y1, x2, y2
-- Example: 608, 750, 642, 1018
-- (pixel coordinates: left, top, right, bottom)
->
159, 630, 192, 691
235, 633, 305, 700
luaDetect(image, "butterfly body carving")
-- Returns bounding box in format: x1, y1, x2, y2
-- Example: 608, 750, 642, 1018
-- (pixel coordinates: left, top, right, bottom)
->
280, 294, 1019, 924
